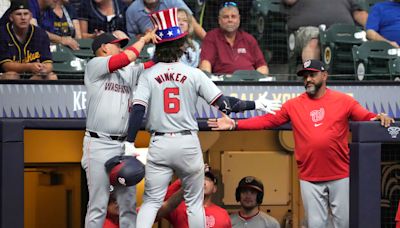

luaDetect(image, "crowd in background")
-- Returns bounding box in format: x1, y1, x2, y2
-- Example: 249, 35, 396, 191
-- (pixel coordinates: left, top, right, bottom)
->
0, 0, 399, 80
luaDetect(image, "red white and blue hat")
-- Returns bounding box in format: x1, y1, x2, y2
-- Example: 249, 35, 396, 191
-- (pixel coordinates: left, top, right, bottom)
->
149, 8, 187, 43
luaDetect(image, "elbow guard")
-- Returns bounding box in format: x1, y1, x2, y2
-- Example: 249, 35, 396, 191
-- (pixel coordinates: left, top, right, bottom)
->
215, 95, 232, 115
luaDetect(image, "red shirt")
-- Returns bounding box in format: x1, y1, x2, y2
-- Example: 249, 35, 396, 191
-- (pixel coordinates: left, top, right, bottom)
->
200, 28, 266, 74
165, 180, 232, 228
238, 89, 376, 181
396, 201, 400, 228
103, 215, 119, 228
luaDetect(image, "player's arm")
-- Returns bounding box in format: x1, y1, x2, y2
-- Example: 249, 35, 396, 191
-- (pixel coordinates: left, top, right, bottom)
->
227, 92, 281, 114
155, 180, 184, 221
107, 28, 159, 73
126, 104, 146, 143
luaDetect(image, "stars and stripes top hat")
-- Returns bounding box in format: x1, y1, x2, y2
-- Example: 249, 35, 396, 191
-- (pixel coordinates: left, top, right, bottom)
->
149, 8, 187, 43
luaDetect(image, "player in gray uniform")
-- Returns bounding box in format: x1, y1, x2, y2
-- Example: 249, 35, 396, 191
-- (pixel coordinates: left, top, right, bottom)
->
124, 8, 281, 228
82, 30, 158, 228
230, 176, 281, 228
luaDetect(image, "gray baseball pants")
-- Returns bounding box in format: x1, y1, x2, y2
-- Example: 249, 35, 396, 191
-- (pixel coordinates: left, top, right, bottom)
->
300, 177, 349, 228
136, 132, 206, 228
82, 135, 137, 228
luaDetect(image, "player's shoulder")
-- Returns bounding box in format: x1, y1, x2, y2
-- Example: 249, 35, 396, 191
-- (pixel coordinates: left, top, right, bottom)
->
258, 211, 280, 225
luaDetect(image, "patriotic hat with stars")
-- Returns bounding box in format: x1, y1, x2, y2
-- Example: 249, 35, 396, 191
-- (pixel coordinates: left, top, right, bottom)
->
149, 8, 187, 44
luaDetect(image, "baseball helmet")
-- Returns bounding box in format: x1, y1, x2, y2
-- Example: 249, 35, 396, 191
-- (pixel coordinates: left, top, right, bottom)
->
105, 156, 145, 187
235, 176, 264, 204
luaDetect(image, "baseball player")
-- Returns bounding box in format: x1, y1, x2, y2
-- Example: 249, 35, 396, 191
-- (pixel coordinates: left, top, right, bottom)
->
230, 176, 280, 228
81, 29, 158, 228
124, 8, 237, 228
208, 59, 395, 228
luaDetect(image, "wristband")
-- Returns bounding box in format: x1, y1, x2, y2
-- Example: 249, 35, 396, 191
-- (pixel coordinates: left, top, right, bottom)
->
126, 46, 140, 57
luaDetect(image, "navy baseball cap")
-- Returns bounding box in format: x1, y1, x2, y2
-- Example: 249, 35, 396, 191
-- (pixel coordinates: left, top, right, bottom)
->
9, 0, 30, 13
297, 59, 326, 76
91, 33, 129, 53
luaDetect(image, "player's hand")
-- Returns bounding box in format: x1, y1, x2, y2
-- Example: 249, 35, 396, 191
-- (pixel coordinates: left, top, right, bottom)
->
142, 26, 161, 44
254, 92, 282, 115
123, 141, 136, 156
370, 113, 395, 127
207, 113, 235, 131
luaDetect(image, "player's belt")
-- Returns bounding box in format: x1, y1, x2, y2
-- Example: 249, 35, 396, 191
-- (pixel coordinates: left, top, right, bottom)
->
88, 131, 126, 141
153, 130, 192, 136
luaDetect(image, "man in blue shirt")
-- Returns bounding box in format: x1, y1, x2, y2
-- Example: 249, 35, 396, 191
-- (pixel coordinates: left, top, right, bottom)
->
366, 0, 400, 48
125, 0, 206, 39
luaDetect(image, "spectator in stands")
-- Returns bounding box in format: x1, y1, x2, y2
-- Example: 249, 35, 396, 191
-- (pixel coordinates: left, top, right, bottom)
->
51, 0, 82, 39
199, 2, 268, 75
125, 0, 206, 40
202, 0, 250, 32
230, 176, 280, 228
29, 0, 80, 50
366, 0, 400, 48
0, 0, 57, 80
178, 8, 200, 68
282, 0, 368, 62
79, 0, 126, 39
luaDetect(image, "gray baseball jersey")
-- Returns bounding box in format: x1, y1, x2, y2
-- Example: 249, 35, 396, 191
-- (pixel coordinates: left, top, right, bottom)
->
133, 62, 222, 132
135, 62, 221, 228
82, 56, 145, 228
85, 56, 144, 135
230, 211, 281, 228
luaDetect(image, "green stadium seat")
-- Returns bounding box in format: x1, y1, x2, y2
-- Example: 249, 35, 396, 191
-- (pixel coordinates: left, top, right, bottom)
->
352, 41, 398, 80
249, 0, 288, 65
389, 57, 400, 81
223, 70, 265, 81
319, 23, 365, 78
73, 38, 95, 59
50, 44, 87, 79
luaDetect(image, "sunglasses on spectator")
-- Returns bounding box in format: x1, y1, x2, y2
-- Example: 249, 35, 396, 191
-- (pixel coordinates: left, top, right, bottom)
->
223, 2, 237, 7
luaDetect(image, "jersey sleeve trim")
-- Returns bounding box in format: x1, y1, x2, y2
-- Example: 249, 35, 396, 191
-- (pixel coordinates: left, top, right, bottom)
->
132, 99, 148, 108
0, 59, 12, 65
209, 92, 223, 105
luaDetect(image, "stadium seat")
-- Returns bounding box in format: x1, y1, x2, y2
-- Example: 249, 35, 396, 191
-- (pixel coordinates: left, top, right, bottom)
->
389, 57, 400, 81
73, 38, 95, 59
352, 41, 398, 80
249, 0, 288, 65
223, 70, 265, 81
319, 23, 365, 79
50, 44, 87, 79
